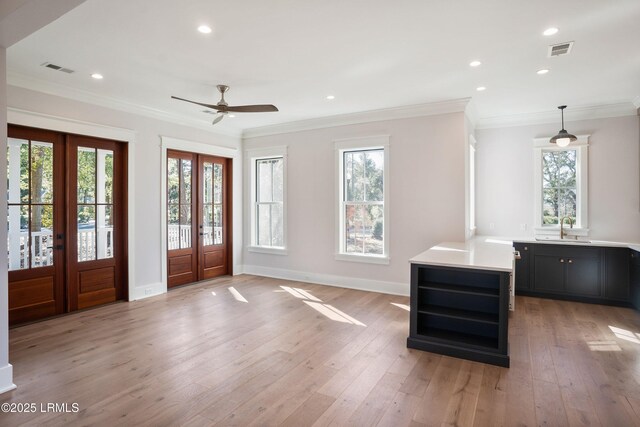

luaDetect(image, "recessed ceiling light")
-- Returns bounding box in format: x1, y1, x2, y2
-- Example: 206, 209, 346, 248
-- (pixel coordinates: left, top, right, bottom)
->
469, 60, 482, 67
91, 73, 103, 80
476, 86, 486, 91
543, 27, 558, 36
326, 95, 335, 100
228, 114, 236, 118
537, 69, 549, 75
197, 25, 212, 34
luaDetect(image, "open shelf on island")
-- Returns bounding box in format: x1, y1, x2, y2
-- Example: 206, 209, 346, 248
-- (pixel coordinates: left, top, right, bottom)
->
408, 263, 510, 367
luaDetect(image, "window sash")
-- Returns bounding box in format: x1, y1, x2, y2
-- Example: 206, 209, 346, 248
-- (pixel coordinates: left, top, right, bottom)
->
254, 156, 284, 248
338, 145, 386, 258
533, 136, 589, 234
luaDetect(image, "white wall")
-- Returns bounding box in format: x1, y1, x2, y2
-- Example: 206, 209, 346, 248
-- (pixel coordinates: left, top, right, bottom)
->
243, 112, 467, 295
0, 46, 16, 394
7, 85, 243, 299
476, 115, 640, 241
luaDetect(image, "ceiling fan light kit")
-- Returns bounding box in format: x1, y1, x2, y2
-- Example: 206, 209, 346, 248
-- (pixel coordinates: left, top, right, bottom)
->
550, 105, 577, 147
172, 84, 278, 125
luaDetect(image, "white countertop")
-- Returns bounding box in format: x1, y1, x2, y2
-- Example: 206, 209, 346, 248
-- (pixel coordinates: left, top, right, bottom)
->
512, 236, 640, 252
409, 237, 515, 272
409, 236, 640, 273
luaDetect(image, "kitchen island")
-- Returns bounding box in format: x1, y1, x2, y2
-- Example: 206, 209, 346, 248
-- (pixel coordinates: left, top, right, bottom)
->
407, 237, 515, 367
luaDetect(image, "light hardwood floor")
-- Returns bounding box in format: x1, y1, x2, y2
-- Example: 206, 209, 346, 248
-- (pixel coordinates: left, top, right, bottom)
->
1, 274, 640, 426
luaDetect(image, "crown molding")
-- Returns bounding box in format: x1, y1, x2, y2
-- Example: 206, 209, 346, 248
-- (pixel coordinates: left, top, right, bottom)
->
477, 101, 637, 130
7, 71, 243, 139
242, 98, 471, 139
632, 96, 640, 110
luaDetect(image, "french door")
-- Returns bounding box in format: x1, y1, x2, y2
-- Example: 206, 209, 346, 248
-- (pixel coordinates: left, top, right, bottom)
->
167, 150, 231, 288
7, 125, 127, 325
66, 135, 127, 310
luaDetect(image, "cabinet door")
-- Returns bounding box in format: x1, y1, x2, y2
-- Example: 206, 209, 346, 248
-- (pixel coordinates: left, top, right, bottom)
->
630, 250, 640, 309
513, 243, 529, 291
533, 254, 565, 293
603, 248, 629, 301
566, 255, 600, 296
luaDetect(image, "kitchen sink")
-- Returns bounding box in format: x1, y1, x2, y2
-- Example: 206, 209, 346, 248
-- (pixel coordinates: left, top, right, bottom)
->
534, 237, 592, 244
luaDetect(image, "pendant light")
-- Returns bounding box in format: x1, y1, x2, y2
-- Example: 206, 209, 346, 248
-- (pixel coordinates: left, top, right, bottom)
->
550, 105, 577, 147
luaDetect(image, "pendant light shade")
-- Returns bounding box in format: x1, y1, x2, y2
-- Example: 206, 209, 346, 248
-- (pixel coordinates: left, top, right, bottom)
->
550, 105, 577, 147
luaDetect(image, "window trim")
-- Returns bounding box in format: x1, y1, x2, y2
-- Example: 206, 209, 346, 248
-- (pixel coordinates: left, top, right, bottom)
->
468, 134, 477, 237
334, 135, 390, 264
533, 135, 589, 236
246, 146, 288, 254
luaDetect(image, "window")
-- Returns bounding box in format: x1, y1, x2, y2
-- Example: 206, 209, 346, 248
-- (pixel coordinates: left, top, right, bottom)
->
469, 135, 476, 234
542, 150, 576, 225
533, 136, 589, 235
248, 147, 287, 254
256, 158, 284, 247
336, 136, 389, 263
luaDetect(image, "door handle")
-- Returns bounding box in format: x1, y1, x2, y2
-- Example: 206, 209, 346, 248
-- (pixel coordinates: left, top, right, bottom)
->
48, 244, 64, 250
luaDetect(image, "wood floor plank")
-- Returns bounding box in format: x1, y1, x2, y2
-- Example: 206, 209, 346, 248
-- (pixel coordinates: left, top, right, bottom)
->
412, 356, 463, 425
1, 275, 639, 427
376, 391, 423, 427
532, 379, 570, 427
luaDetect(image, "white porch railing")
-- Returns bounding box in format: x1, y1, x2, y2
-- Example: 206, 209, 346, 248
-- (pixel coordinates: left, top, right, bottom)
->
167, 225, 223, 250
8, 228, 114, 269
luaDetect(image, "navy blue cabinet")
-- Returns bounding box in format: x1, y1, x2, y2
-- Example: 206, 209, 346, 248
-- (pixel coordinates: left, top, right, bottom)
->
407, 264, 510, 367
604, 248, 630, 301
631, 250, 640, 309
513, 242, 530, 291
514, 242, 634, 307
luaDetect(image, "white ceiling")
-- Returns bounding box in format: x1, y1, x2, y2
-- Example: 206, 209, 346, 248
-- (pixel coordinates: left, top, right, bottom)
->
6, 0, 640, 134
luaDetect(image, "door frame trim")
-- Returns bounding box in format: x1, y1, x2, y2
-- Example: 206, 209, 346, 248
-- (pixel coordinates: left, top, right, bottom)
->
8, 108, 136, 301
160, 136, 239, 294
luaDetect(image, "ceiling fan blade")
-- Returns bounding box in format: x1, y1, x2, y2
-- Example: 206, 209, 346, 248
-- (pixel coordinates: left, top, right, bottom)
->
171, 96, 222, 111
211, 114, 225, 125
225, 104, 279, 113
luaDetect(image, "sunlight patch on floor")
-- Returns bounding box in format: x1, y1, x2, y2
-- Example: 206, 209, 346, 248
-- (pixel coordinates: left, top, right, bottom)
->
303, 301, 366, 326
609, 325, 640, 344
292, 287, 322, 302
391, 302, 410, 311
587, 340, 622, 351
228, 287, 248, 303
280, 286, 308, 299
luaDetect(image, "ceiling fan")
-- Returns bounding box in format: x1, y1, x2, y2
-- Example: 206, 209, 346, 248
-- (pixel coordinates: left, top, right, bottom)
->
171, 84, 278, 125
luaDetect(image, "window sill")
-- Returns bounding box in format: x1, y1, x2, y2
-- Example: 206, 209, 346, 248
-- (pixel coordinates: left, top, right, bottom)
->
247, 246, 288, 256
335, 253, 390, 265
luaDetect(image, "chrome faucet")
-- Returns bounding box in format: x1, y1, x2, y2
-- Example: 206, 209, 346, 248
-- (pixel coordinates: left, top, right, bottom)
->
560, 216, 574, 239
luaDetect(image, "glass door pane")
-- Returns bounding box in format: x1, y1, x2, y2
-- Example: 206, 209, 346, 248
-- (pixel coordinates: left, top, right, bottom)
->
7, 138, 55, 270
166, 156, 193, 250
77, 147, 114, 261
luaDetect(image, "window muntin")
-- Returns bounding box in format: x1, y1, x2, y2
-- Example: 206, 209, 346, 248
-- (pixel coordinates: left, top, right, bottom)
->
341, 149, 384, 256
255, 157, 284, 248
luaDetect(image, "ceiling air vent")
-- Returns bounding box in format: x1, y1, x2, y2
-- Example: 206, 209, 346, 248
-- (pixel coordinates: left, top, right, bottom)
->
548, 41, 574, 57
41, 62, 75, 74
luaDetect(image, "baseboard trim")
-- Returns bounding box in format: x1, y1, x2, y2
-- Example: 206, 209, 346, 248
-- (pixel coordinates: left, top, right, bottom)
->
240, 265, 409, 296
0, 364, 16, 395
130, 282, 166, 301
